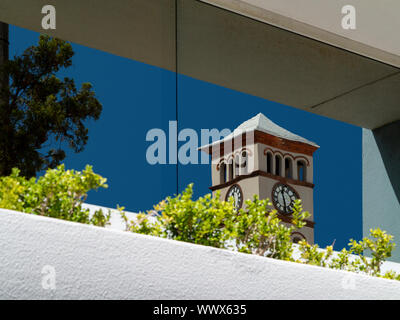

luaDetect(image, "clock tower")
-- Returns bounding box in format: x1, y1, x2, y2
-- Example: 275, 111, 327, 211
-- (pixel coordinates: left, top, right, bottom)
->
200, 113, 319, 244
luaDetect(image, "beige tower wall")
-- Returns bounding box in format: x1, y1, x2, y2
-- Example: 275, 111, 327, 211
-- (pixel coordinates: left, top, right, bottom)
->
214, 175, 260, 204
210, 141, 315, 243
213, 174, 314, 244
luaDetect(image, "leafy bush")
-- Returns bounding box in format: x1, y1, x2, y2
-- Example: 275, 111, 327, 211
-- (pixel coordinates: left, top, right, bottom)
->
297, 228, 399, 280
0, 164, 110, 226
123, 184, 400, 281
230, 195, 309, 260
121, 185, 233, 248
121, 184, 309, 259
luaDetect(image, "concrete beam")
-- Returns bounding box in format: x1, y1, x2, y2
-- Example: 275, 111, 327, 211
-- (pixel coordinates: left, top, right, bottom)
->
0, 0, 176, 71
178, 0, 400, 129
201, 0, 400, 68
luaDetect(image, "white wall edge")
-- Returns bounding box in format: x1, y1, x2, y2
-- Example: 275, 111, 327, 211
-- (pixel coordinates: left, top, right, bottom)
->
1, 208, 400, 299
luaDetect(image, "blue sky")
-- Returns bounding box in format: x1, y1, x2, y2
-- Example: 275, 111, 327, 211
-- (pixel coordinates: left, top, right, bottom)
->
10, 25, 363, 250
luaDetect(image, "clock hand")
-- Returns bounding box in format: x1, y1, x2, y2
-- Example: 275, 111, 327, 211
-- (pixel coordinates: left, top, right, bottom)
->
281, 190, 287, 213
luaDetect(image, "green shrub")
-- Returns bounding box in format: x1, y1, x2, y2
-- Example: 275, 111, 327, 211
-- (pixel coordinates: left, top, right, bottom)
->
297, 228, 398, 279
0, 164, 110, 226
122, 184, 309, 258
121, 184, 234, 248
227, 194, 309, 260
123, 183, 400, 281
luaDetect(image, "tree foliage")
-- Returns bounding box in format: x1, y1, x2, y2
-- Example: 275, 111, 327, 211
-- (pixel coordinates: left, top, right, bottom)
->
0, 35, 102, 177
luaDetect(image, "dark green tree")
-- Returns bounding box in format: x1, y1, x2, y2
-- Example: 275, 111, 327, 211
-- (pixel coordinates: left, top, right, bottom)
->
0, 33, 102, 177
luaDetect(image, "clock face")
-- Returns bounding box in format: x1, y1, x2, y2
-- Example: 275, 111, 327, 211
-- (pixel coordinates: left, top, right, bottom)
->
226, 184, 243, 210
272, 183, 299, 215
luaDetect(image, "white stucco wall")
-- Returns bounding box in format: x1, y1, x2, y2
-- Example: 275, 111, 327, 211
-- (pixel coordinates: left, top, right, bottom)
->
1, 209, 400, 299
81, 203, 136, 232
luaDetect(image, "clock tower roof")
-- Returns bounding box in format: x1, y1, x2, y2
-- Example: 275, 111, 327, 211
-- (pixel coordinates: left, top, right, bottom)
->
201, 113, 319, 151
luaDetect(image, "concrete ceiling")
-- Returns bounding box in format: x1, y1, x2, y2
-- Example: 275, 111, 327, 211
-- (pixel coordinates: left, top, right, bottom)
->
202, 0, 400, 68
0, 0, 399, 129
0, 0, 176, 71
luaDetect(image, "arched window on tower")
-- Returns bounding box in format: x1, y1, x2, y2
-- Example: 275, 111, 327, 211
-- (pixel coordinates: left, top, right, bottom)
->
275, 155, 281, 176
285, 158, 293, 179
297, 160, 307, 182
266, 152, 272, 174
234, 155, 240, 177
228, 160, 234, 180
240, 151, 248, 175
219, 163, 227, 183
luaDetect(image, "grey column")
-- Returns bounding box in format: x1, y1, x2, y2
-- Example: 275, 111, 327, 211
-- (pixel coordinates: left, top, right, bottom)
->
363, 121, 400, 262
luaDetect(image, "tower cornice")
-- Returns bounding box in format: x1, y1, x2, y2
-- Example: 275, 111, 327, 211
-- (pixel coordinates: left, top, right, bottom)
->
209, 169, 315, 191
202, 130, 319, 157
